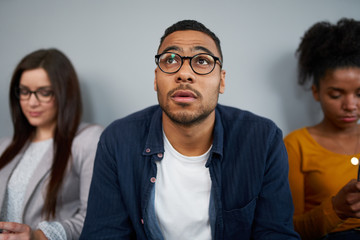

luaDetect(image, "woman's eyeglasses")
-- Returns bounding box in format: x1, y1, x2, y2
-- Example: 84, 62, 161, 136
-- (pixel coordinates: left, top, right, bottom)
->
15, 87, 54, 103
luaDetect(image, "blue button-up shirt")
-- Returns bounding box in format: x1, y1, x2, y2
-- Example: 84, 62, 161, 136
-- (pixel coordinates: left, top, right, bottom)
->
80, 104, 300, 240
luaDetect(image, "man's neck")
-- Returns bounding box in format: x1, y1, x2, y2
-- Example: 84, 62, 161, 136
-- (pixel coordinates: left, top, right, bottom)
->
162, 112, 215, 157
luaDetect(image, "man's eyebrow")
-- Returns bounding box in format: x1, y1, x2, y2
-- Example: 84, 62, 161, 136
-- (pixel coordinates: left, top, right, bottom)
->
161, 46, 182, 53
160, 45, 216, 56
193, 46, 215, 56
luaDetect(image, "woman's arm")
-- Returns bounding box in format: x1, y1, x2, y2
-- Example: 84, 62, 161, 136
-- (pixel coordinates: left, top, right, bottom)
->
285, 138, 343, 240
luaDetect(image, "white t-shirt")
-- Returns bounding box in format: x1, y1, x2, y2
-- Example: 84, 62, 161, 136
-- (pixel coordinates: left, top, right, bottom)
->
155, 133, 212, 240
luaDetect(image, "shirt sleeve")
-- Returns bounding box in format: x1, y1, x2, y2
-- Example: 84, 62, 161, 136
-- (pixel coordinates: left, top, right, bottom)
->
285, 135, 343, 240
252, 127, 301, 239
38, 221, 67, 240
79, 132, 135, 239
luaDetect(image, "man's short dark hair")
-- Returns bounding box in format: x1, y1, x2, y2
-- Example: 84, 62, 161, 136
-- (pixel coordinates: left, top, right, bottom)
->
158, 20, 223, 62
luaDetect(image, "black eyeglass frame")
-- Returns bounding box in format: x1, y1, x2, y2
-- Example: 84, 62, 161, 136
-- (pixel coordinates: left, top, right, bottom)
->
155, 52, 223, 75
15, 87, 55, 103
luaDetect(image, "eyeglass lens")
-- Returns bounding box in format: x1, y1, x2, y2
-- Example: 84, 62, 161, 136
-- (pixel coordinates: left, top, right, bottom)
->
16, 87, 54, 102
158, 53, 216, 74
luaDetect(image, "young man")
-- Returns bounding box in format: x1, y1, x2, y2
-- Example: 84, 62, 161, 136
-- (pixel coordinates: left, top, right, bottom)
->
80, 20, 300, 240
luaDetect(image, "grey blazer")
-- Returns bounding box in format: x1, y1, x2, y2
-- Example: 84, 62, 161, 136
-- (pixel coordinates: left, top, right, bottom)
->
0, 123, 103, 240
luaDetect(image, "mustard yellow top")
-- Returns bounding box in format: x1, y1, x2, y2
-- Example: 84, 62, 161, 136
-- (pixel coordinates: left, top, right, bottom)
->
284, 127, 360, 240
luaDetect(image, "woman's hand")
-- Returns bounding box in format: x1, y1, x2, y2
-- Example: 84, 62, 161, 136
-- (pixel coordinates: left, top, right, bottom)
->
0, 222, 47, 240
332, 179, 360, 220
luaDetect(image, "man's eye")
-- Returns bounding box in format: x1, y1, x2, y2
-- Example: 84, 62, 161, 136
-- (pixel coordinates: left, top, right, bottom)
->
194, 55, 214, 66
165, 57, 178, 64
197, 58, 210, 65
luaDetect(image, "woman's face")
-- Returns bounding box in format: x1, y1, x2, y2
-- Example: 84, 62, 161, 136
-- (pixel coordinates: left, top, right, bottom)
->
19, 68, 57, 133
313, 67, 360, 129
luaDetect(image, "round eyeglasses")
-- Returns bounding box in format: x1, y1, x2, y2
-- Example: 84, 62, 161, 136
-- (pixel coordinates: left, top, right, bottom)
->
15, 87, 55, 103
155, 52, 222, 75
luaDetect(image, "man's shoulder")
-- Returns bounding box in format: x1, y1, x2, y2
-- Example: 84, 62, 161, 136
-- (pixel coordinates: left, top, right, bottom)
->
101, 105, 160, 137
216, 104, 282, 141
216, 104, 276, 127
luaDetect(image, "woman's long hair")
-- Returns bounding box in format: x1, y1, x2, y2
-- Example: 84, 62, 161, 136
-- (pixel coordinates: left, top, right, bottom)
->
0, 48, 82, 219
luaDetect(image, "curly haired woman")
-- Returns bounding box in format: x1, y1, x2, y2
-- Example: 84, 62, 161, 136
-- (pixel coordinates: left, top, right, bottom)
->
285, 18, 360, 240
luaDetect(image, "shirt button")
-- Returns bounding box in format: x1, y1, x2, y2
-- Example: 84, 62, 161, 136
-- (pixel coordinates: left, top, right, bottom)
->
157, 153, 163, 158
150, 177, 156, 183
146, 148, 151, 153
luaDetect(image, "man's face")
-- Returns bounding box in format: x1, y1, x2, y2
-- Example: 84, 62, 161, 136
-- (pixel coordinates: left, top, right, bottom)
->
154, 30, 225, 127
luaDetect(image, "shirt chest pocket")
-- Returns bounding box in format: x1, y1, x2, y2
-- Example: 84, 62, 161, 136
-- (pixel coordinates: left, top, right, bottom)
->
222, 198, 257, 238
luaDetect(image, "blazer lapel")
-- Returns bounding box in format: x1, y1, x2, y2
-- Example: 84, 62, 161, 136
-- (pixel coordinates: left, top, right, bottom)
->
0, 153, 23, 206
22, 144, 53, 212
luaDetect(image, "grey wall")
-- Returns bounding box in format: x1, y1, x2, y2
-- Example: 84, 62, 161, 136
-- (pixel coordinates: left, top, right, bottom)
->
1, 0, 359, 138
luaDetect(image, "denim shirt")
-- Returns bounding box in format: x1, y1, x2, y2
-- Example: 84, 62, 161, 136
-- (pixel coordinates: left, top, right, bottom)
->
80, 104, 300, 240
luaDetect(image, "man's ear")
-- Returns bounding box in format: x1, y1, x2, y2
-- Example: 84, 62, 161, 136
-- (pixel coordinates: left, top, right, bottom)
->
154, 68, 158, 92
219, 69, 226, 94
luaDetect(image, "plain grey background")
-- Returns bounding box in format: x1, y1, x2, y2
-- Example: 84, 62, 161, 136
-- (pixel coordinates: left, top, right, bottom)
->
0, 1, 359, 139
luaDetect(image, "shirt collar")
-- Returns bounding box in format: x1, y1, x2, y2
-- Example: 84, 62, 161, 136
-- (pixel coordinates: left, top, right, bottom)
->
143, 104, 224, 161
143, 106, 164, 156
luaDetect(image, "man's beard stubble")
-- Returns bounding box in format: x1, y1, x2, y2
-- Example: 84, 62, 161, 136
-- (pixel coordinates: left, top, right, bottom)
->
158, 84, 219, 127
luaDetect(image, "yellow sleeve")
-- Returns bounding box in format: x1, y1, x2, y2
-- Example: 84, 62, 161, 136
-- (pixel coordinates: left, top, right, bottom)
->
284, 132, 343, 240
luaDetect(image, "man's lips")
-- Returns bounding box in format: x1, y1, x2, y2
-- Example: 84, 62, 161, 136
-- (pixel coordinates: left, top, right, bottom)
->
171, 90, 197, 103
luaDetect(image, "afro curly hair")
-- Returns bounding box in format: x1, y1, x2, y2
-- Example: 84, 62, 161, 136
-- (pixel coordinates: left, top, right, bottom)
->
296, 18, 360, 88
